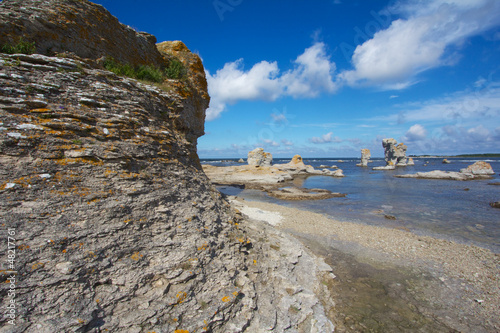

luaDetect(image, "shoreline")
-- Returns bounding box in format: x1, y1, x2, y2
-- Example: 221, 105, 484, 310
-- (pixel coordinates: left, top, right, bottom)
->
231, 197, 500, 332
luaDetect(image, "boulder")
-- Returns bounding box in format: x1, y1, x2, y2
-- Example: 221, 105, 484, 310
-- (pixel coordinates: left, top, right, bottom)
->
290, 154, 306, 167
238, 158, 245, 163
490, 202, 500, 209
407, 157, 415, 166
460, 161, 495, 176
443, 159, 451, 164
247, 148, 273, 167
356, 148, 371, 167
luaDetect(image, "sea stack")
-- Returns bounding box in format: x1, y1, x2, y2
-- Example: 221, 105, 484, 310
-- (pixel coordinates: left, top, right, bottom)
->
247, 147, 273, 166
356, 148, 371, 167
383, 138, 408, 166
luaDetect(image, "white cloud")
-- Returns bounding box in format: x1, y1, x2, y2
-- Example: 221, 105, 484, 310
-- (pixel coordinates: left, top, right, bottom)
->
339, 0, 500, 88
281, 42, 337, 98
367, 84, 500, 125
205, 42, 337, 120
261, 139, 280, 147
310, 132, 343, 144
404, 124, 427, 141
281, 139, 294, 146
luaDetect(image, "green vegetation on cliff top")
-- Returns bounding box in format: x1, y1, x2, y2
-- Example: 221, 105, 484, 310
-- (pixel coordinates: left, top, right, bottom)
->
103, 57, 186, 83
1, 38, 36, 55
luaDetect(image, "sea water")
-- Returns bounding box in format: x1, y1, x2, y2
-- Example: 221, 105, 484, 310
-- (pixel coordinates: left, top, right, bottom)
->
202, 158, 500, 252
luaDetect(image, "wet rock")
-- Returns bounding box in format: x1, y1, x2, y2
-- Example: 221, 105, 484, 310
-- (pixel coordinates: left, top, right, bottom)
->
266, 186, 346, 201
490, 202, 500, 209
442, 159, 451, 164
396, 170, 473, 180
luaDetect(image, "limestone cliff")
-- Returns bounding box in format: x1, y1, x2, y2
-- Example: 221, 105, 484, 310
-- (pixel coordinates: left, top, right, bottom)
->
0, 1, 334, 332
0, 0, 165, 68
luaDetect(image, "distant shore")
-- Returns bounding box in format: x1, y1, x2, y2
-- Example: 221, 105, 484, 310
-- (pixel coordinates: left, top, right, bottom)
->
232, 198, 500, 332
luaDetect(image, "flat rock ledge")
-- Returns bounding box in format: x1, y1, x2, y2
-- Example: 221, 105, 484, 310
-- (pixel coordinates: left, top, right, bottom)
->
396, 161, 495, 181
265, 187, 346, 201
202, 162, 345, 200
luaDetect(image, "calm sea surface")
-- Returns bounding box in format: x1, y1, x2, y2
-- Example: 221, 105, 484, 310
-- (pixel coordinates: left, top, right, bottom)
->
202, 157, 500, 253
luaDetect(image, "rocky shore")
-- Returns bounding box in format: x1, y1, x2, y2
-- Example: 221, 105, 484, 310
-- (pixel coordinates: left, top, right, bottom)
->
233, 199, 500, 332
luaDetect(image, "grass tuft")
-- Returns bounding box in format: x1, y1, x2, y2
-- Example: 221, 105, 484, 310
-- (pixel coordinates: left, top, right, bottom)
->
165, 58, 187, 80
103, 57, 187, 84
1, 38, 36, 55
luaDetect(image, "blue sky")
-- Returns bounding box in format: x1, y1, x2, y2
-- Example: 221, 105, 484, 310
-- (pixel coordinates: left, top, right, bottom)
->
94, 0, 500, 158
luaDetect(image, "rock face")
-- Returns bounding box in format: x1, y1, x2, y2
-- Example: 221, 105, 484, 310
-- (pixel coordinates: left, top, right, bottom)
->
381, 138, 407, 167
0, 0, 165, 68
0, 1, 334, 332
356, 148, 371, 167
247, 147, 273, 167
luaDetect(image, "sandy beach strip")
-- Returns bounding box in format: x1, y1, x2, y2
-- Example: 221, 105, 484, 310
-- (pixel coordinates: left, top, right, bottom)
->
231, 198, 500, 330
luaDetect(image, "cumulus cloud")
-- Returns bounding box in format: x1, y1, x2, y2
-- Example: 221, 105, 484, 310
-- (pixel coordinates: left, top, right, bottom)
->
281, 139, 294, 146
205, 42, 337, 120
404, 124, 427, 141
281, 42, 337, 98
309, 132, 343, 144
339, 0, 500, 88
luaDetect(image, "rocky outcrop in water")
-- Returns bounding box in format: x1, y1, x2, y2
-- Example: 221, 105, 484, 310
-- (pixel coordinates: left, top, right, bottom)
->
0, 1, 335, 332
373, 139, 408, 170
396, 161, 496, 181
202, 154, 345, 200
490, 201, 500, 208
460, 161, 495, 176
247, 147, 273, 167
356, 148, 371, 167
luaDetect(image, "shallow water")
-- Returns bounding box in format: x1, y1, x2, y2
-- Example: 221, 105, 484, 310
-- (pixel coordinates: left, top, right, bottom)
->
203, 157, 500, 252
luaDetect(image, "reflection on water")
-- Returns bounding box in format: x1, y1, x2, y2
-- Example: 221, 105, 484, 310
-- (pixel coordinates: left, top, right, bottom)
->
207, 157, 500, 252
